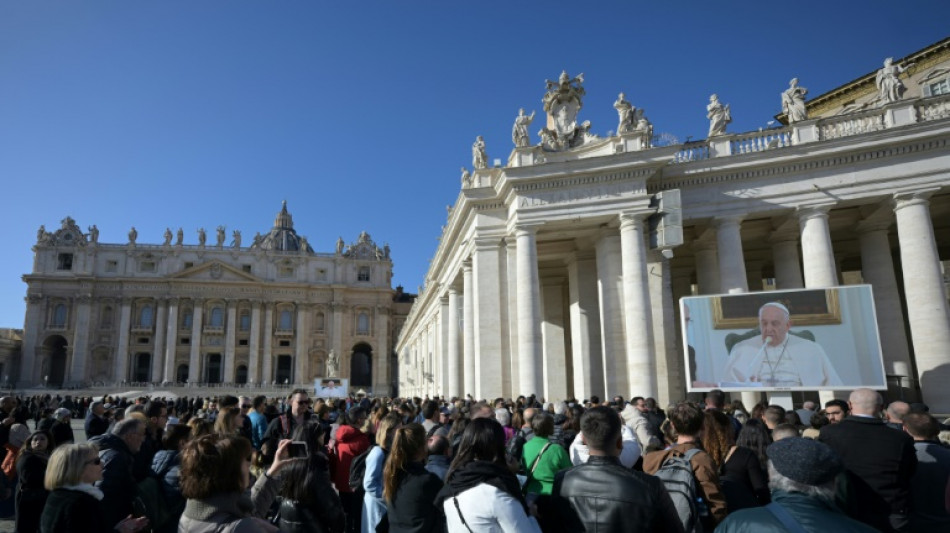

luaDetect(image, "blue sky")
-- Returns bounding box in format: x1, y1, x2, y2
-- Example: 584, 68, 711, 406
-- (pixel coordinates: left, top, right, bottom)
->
1, 1, 947, 328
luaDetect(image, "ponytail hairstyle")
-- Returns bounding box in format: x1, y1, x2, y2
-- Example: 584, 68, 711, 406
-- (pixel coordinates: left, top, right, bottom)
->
382, 423, 426, 503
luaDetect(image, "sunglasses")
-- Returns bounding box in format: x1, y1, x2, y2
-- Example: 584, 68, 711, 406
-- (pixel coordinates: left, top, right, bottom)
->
85, 457, 102, 466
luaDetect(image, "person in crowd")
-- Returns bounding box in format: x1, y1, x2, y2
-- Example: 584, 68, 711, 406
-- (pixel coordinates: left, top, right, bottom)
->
178, 435, 291, 532
2, 423, 30, 482
762, 405, 786, 433
330, 406, 370, 533
552, 406, 681, 533
247, 395, 268, 451
802, 410, 829, 439
435, 418, 541, 532
89, 416, 147, 528
150, 424, 191, 532
704, 389, 742, 437
425, 435, 451, 481
495, 408, 515, 443
277, 421, 345, 533
823, 399, 849, 425
49, 409, 74, 447
702, 410, 769, 512
447, 415, 470, 458
133, 400, 166, 482
187, 418, 214, 440
521, 411, 572, 497
362, 412, 402, 533
620, 396, 659, 451
84, 401, 111, 439
262, 389, 312, 464
795, 400, 817, 427
383, 424, 444, 533
884, 401, 911, 431
643, 402, 727, 528
550, 402, 568, 448
213, 406, 244, 436
40, 443, 149, 533
771, 423, 800, 441
901, 412, 950, 530
14, 429, 51, 533
736, 418, 772, 471
420, 401, 440, 437
716, 437, 877, 532
819, 388, 917, 532
559, 405, 583, 451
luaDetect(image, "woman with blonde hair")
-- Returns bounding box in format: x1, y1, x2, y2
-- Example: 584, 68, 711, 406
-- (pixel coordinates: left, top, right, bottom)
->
40, 443, 149, 533
361, 412, 402, 533
213, 406, 244, 436
383, 424, 443, 533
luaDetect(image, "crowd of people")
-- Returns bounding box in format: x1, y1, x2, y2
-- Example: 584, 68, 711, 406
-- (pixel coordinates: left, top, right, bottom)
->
0, 387, 945, 532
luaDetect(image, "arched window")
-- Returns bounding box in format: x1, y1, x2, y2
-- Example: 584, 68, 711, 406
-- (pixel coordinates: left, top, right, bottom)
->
52, 304, 67, 327
357, 312, 369, 335
279, 310, 293, 331
210, 307, 224, 327
140, 305, 154, 328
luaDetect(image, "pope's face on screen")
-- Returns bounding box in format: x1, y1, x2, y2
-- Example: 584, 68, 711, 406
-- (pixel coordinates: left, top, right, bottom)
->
759, 306, 791, 347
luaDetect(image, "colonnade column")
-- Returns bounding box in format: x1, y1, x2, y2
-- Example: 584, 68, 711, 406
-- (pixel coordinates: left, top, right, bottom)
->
262, 304, 273, 384
894, 190, 950, 412
70, 296, 92, 384
248, 301, 261, 384
19, 296, 43, 385
505, 238, 520, 395
515, 226, 543, 397
693, 235, 720, 295
567, 251, 603, 402
462, 261, 475, 396
446, 288, 461, 398
474, 237, 505, 399
375, 306, 389, 394
596, 232, 626, 396
541, 277, 568, 400
857, 224, 912, 380
151, 298, 167, 383
716, 216, 748, 294
798, 205, 838, 287
771, 237, 805, 289
619, 212, 657, 399
187, 301, 203, 383
224, 303, 237, 383
116, 299, 133, 383
439, 296, 450, 397
163, 299, 179, 383
295, 305, 310, 385
649, 250, 681, 407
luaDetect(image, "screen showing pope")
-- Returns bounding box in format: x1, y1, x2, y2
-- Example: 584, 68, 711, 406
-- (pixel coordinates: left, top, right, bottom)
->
722, 302, 843, 387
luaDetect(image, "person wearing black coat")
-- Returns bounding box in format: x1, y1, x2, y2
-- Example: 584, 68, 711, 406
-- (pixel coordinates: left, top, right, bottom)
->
88, 418, 147, 530
818, 388, 918, 532
277, 421, 345, 533
383, 424, 443, 533
15, 430, 52, 533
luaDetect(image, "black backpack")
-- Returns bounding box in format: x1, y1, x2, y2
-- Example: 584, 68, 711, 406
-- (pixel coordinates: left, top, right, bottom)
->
348, 445, 376, 492
504, 429, 528, 474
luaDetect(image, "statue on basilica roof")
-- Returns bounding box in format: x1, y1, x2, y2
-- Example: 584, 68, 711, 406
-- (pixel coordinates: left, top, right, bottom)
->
781, 78, 808, 123
163, 228, 173, 246
472, 136, 488, 169
232, 230, 241, 248
176, 227, 184, 246
707, 94, 732, 137
198, 228, 207, 247
876, 57, 915, 105
128, 227, 138, 245
216, 226, 226, 247
88, 225, 99, 244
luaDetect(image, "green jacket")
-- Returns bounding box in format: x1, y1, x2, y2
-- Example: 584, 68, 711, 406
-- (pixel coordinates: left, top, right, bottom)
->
521, 436, 572, 496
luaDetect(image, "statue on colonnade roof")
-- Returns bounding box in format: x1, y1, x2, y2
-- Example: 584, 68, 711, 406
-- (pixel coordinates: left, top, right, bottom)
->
540, 70, 594, 151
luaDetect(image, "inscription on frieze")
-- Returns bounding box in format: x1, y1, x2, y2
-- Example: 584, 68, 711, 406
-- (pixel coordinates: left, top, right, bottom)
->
518, 182, 646, 208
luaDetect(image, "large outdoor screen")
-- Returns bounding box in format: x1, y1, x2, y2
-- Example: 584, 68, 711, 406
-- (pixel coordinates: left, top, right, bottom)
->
314, 378, 349, 398
681, 285, 886, 392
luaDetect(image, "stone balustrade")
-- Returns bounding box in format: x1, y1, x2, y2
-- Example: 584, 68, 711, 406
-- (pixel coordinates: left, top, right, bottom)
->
818, 109, 886, 140
730, 128, 792, 154
917, 93, 950, 122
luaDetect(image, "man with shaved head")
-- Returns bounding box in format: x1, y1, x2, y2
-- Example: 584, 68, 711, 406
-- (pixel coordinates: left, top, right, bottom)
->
885, 400, 910, 431
819, 388, 917, 532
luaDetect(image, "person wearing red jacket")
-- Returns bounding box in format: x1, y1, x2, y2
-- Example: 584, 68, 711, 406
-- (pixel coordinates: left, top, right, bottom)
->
330, 406, 370, 533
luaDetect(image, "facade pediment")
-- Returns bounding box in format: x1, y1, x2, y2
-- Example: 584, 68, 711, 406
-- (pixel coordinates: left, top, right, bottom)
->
171, 261, 259, 282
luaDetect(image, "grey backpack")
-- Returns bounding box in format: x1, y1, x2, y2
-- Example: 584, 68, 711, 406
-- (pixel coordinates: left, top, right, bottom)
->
653, 448, 708, 533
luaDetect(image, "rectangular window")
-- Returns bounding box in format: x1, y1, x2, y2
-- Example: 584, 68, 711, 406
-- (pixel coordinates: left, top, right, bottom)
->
238, 339, 248, 346
57, 253, 73, 270
180, 337, 190, 345
929, 78, 950, 96
242, 264, 252, 273
137, 337, 149, 344
184, 262, 194, 269
140, 261, 156, 272
240, 313, 251, 331
105, 260, 118, 272
358, 266, 370, 282
279, 340, 290, 347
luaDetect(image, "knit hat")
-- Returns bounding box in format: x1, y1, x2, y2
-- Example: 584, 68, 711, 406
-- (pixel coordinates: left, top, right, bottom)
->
767, 437, 842, 485
8, 424, 30, 448
53, 408, 71, 420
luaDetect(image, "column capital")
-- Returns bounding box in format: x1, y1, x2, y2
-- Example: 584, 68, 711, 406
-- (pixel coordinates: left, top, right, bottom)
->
712, 214, 745, 227
513, 222, 543, 237
796, 203, 836, 220
462, 259, 473, 272
473, 235, 502, 250
166, 297, 180, 306
894, 188, 939, 212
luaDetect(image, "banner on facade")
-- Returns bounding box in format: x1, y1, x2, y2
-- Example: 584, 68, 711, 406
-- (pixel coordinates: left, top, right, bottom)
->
681, 285, 886, 392
314, 378, 349, 398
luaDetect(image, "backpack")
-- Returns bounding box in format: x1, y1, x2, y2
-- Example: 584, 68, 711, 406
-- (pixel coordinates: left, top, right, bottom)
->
505, 429, 528, 474
426, 423, 444, 438
348, 445, 376, 492
653, 448, 708, 533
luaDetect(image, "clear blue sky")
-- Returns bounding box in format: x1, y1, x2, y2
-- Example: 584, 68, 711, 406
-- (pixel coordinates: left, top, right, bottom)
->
1, 1, 947, 328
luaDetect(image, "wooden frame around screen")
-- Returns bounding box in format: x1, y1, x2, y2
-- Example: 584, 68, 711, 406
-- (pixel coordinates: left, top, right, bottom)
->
711, 288, 841, 329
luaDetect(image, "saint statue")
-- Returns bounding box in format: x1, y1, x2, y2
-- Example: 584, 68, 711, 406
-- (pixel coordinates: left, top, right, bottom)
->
326, 349, 339, 378
336, 236, 345, 255
216, 226, 226, 247
707, 94, 732, 137
176, 228, 184, 246
88, 225, 99, 244
613, 92, 637, 134
37, 225, 47, 244
163, 228, 173, 246
198, 228, 207, 246
876, 57, 915, 104
383, 243, 390, 259
781, 78, 808, 123
232, 230, 241, 248
511, 109, 536, 148
128, 227, 138, 244
460, 167, 471, 187
359, 231, 370, 243
253, 232, 263, 247
472, 136, 488, 169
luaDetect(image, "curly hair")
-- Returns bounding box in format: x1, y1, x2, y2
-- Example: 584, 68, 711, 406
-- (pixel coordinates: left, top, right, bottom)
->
701, 410, 734, 468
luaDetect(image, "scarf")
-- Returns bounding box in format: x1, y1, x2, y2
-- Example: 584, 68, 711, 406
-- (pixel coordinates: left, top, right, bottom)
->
62, 483, 104, 500
435, 460, 527, 512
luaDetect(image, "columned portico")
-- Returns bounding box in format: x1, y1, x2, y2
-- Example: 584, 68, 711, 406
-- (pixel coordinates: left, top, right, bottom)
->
771, 237, 804, 289
798, 205, 838, 288
462, 260, 475, 395
446, 287, 461, 398
894, 190, 950, 411
619, 212, 657, 398
715, 216, 748, 294
596, 232, 626, 396
261, 304, 273, 384
515, 225, 543, 397
567, 251, 603, 401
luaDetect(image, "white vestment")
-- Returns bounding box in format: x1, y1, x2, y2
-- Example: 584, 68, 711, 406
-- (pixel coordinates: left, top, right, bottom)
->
723, 334, 843, 387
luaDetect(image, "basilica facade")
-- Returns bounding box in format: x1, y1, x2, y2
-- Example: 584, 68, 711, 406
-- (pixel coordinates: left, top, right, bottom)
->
21, 202, 410, 395
396, 37, 950, 412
